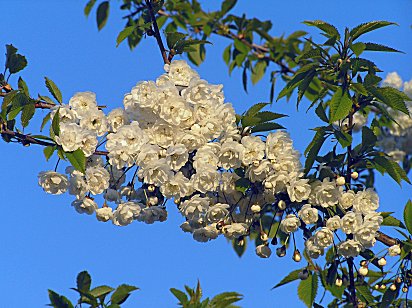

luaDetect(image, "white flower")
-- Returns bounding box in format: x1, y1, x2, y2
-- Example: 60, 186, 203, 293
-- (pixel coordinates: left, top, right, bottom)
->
222, 223, 248, 239
354, 224, 377, 249
51, 105, 78, 124
68, 174, 88, 199
309, 178, 340, 208
159, 96, 193, 126
326, 216, 342, 231
69, 92, 98, 118
164, 60, 199, 86
341, 211, 362, 234
138, 158, 172, 186
219, 139, 244, 170
363, 212, 383, 230
265, 131, 293, 160
304, 237, 324, 259
72, 198, 97, 215
180, 195, 210, 221
107, 108, 129, 132
165, 144, 189, 171
193, 145, 220, 171
314, 228, 334, 248
130, 81, 159, 109
288, 178, 311, 203
388, 244, 401, 256
353, 188, 379, 215
96, 207, 113, 222
193, 225, 219, 242
339, 190, 355, 210
80, 109, 108, 136
205, 203, 230, 223
298, 204, 318, 224
38, 171, 69, 195
191, 169, 220, 193
247, 160, 272, 183
104, 188, 121, 203
256, 245, 272, 258
280, 214, 301, 233
137, 206, 167, 224
54, 123, 84, 152
112, 202, 142, 226
159, 172, 191, 199
80, 130, 98, 157
85, 166, 110, 195
337, 239, 363, 258
241, 136, 265, 165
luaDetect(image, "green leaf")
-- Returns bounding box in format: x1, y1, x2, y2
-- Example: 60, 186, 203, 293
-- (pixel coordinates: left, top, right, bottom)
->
379, 283, 400, 308
187, 44, 205, 66
245, 103, 269, 117
223, 45, 231, 65
251, 61, 267, 85
232, 237, 246, 257
5, 44, 28, 74
48, 290, 74, 308
297, 70, 316, 104
303, 20, 340, 39
350, 42, 366, 57
235, 178, 250, 195
166, 32, 187, 49
334, 130, 352, 148
43, 146, 56, 161
89, 285, 114, 298
350, 21, 397, 41
361, 126, 377, 149
251, 122, 284, 133
356, 285, 375, 305
315, 103, 329, 123
18, 77, 29, 96
170, 288, 189, 305
373, 156, 410, 185
84, 0, 97, 16
329, 88, 353, 122
21, 103, 35, 128
210, 291, 243, 307
234, 39, 250, 54
382, 215, 406, 228
96, 1, 110, 31
51, 109, 60, 137
116, 26, 135, 47
40, 112, 51, 132
298, 272, 318, 308
272, 269, 302, 289
304, 127, 329, 173
363, 43, 402, 53
373, 87, 410, 115
404, 200, 412, 236
77, 271, 92, 293
65, 149, 86, 174
110, 284, 138, 305
221, 0, 237, 14
45, 77, 63, 104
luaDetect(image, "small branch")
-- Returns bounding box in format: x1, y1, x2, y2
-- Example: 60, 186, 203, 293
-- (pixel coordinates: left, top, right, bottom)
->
347, 257, 358, 307
145, 0, 170, 65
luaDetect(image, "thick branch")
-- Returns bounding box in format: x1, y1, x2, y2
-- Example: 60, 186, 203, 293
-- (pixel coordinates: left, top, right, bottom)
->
145, 0, 170, 65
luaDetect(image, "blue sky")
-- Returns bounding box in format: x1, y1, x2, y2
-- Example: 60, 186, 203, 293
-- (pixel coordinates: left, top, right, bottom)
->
1, 1, 411, 307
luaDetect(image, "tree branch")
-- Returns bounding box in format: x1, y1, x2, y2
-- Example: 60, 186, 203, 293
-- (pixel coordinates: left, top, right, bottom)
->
145, 0, 170, 65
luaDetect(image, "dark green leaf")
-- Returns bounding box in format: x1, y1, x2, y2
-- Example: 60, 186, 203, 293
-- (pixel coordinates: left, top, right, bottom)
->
350, 42, 366, 57
116, 26, 135, 47
223, 45, 231, 65
210, 291, 243, 307
65, 149, 86, 174
40, 112, 51, 132
166, 32, 187, 49
356, 285, 375, 305
96, 1, 110, 31
221, 0, 237, 15
51, 109, 60, 136
84, 0, 97, 16
303, 20, 340, 39
45, 77, 63, 104
235, 178, 250, 195
251, 122, 284, 133
43, 146, 56, 161
245, 103, 269, 117
315, 103, 329, 123
48, 290, 74, 308
329, 88, 353, 122
272, 269, 302, 289
251, 61, 267, 85
77, 271, 92, 293
234, 39, 250, 54
404, 200, 412, 236
334, 130, 352, 148
361, 126, 377, 149
350, 21, 397, 41
89, 285, 114, 299
373, 156, 410, 185
363, 43, 402, 53
232, 237, 247, 257
170, 288, 189, 305
382, 215, 406, 228
18, 77, 29, 96
110, 284, 138, 305
379, 282, 400, 308
5, 44, 28, 74
21, 103, 35, 128
298, 272, 318, 307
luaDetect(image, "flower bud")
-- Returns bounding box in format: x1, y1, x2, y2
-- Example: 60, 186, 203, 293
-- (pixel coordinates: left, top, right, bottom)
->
374, 284, 380, 290
396, 277, 402, 284
380, 284, 386, 290
148, 185, 155, 192
358, 266, 369, 276
402, 286, 408, 293
292, 249, 302, 262
378, 257, 387, 267
298, 269, 309, 280
251, 204, 261, 213
264, 181, 273, 189
278, 200, 286, 211
336, 176, 345, 186
255, 244, 271, 258
260, 232, 268, 242
276, 245, 287, 257
360, 260, 368, 267
351, 172, 359, 180
390, 284, 397, 291
335, 278, 343, 287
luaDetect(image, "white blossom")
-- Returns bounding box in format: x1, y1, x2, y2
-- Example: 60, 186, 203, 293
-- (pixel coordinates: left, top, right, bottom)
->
38, 171, 69, 195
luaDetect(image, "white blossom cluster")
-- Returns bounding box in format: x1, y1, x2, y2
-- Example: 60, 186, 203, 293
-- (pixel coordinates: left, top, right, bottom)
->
37, 60, 389, 262
378, 72, 412, 162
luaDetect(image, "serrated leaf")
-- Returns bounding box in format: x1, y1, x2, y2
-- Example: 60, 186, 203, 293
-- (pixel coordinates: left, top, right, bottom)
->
77, 271, 92, 293
245, 103, 269, 117
84, 0, 97, 16
116, 26, 135, 47
356, 285, 375, 305
350, 42, 366, 57
404, 200, 412, 236
382, 215, 406, 228
350, 21, 397, 41
373, 87, 409, 115
18, 77, 29, 96
334, 130, 352, 148
45, 77, 62, 104
251, 61, 267, 85
363, 42, 402, 53
40, 112, 51, 132
298, 272, 318, 307
110, 284, 139, 305
21, 103, 35, 128
65, 149, 86, 174
272, 269, 302, 289
187, 44, 205, 66
303, 20, 340, 39
48, 290, 74, 308
379, 282, 400, 308
373, 156, 410, 185
89, 285, 114, 298
5, 44, 28, 74
251, 122, 284, 133
96, 1, 110, 31
39, 95, 56, 106
315, 103, 329, 123
170, 288, 189, 305
329, 89, 353, 122
210, 291, 243, 307
43, 146, 56, 161
166, 32, 187, 49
